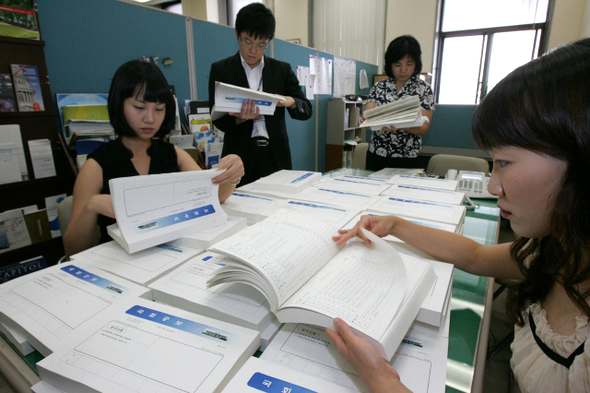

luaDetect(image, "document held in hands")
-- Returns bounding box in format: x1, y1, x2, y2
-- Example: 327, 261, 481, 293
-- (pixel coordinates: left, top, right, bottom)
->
211, 81, 286, 120
108, 170, 228, 253
207, 209, 436, 360
360, 95, 428, 130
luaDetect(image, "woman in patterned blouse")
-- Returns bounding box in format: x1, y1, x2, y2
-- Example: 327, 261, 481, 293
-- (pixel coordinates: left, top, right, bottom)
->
364, 35, 434, 171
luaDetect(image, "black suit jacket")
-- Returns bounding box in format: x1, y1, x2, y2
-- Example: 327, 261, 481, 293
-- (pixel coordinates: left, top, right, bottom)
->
208, 53, 312, 182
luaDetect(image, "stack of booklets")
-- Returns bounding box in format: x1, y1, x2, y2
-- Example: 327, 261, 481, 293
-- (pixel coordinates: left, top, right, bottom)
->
172, 215, 247, 249
207, 209, 436, 360
107, 170, 229, 253
360, 95, 428, 130
211, 81, 286, 120
242, 170, 323, 195
239, 318, 449, 393
220, 192, 287, 225
61, 104, 114, 146
148, 251, 281, 349
69, 240, 202, 285
36, 297, 260, 393
0, 261, 150, 357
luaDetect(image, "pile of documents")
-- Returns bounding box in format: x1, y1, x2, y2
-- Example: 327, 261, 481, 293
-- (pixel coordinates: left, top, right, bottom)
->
0, 169, 473, 393
360, 95, 428, 130
61, 104, 114, 146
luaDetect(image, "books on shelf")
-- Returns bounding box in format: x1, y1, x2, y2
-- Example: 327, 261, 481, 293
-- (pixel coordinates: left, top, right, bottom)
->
69, 240, 202, 285
0, 208, 32, 254
62, 104, 114, 146
360, 95, 427, 131
36, 297, 260, 393
10, 64, 44, 112
0, 124, 29, 183
211, 81, 286, 120
108, 170, 228, 253
0, 73, 17, 113
208, 209, 436, 360
0, 3, 40, 40
149, 251, 274, 332
0, 261, 150, 357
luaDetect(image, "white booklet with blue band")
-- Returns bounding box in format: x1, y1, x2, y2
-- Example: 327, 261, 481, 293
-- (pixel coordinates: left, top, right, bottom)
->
108, 169, 228, 253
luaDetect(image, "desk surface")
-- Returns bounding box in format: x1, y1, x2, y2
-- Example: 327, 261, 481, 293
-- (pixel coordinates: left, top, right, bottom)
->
1, 168, 500, 393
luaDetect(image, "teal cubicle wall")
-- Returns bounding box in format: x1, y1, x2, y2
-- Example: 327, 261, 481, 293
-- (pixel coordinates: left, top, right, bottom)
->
422, 104, 479, 150
34, 0, 380, 172
36, 0, 191, 113
274, 40, 317, 171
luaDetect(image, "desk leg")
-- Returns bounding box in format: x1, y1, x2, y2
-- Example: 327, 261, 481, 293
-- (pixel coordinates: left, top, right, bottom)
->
0, 338, 40, 392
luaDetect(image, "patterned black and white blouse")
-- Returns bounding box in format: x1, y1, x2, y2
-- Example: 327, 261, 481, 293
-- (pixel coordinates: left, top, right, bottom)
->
367, 76, 434, 158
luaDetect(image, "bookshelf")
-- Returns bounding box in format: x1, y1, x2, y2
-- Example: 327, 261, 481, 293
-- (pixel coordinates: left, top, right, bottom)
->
0, 36, 76, 267
325, 99, 367, 171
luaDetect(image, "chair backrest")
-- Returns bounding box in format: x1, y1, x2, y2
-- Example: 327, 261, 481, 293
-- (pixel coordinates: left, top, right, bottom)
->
58, 195, 74, 237
426, 154, 490, 177
351, 143, 368, 169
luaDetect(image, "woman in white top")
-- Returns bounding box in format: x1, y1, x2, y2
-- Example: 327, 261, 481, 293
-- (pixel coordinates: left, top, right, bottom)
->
329, 38, 590, 393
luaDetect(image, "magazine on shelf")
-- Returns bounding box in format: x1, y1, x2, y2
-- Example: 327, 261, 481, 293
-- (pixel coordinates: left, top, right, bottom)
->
10, 64, 44, 112
207, 209, 436, 360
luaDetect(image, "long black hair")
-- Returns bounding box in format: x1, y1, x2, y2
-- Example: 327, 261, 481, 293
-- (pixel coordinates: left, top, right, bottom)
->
472, 38, 590, 325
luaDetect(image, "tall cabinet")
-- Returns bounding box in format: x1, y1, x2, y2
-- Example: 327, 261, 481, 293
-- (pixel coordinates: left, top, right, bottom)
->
0, 36, 76, 267
325, 99, 367, 171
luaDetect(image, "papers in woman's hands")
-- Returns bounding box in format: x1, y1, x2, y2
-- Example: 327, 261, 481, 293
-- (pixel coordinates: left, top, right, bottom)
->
211, 82, 287, 120
360, 95, 426, 130
108, 170, 228, 253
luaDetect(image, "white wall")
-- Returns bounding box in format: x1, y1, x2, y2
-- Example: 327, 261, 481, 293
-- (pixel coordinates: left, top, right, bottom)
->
384, 0, 438, 74
547, 0, 587, 49
274, 0, 308, 46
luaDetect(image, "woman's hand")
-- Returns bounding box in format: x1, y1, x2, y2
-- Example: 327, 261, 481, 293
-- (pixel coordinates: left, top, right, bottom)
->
333, 215, 397, 246
381, 125, 400, 132
276, 95, 296, 109
213, 154, 244, 185
326, 318, 411, 393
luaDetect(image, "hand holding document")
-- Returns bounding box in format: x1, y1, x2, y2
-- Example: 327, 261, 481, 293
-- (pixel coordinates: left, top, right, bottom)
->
360, 95, 428, 131
211, 81, 286, 120
108, 170, 228, 253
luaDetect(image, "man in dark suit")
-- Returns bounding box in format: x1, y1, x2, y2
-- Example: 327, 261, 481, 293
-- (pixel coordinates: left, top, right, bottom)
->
208, 3, 312, 186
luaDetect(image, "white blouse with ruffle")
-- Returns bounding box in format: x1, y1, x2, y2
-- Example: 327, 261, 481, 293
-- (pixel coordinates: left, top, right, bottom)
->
511, 303, 590, 392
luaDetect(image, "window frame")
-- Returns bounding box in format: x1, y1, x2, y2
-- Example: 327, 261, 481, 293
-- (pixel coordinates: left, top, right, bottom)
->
433, 0, 555, 104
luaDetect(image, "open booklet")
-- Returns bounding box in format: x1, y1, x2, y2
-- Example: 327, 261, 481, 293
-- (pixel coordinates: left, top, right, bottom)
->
108, 170, 228, 253
211, 81, 286, 120
207, 209, 436, 360
360, 95, 428, 130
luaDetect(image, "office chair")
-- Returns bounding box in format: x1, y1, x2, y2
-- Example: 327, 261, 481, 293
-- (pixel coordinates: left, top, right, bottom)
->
351, 143, 368, 169
426, 154, 490, 177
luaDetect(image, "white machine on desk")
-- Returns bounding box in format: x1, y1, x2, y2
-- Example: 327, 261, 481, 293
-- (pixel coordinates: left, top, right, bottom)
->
446, 169, 498, 200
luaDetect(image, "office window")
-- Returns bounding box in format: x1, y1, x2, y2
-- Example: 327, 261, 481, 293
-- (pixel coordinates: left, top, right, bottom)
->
435, 0, 552, 104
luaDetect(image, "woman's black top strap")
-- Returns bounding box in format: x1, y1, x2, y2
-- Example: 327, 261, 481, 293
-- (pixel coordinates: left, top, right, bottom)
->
529, 312, 585, 369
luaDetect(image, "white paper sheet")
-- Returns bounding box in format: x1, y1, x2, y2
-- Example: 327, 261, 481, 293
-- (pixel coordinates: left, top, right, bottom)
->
28, 139, 56, 178
69, 241, 202, 285
37, 297, 260, 393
